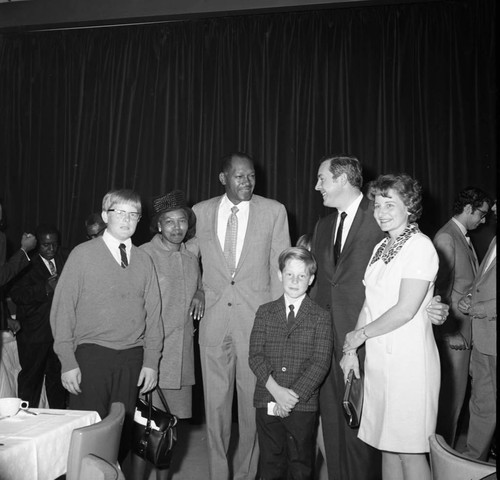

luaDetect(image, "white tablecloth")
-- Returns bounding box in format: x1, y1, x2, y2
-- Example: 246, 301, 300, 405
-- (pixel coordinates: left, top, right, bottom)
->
0, 408, 101, 480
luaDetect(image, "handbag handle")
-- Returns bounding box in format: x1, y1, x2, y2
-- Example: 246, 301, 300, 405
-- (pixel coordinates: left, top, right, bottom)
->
154, 386, 173, 415
143, 386, 173, 424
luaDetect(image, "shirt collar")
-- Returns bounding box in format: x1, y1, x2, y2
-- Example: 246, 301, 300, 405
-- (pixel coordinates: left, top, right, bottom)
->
451, 217, 468, 237
284, 293, 306, 313
341, 192, 364, 218
103, 229, 132, 250
220, 194, 250, 214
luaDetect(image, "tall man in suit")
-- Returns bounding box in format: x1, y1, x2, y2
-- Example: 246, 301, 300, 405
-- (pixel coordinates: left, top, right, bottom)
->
311, 155, 384, 480
191, 152, 291, 480
11, 224, 67, 408
311, 154, 449, 480
458, 200, 496, 461
433, 186, 490, 447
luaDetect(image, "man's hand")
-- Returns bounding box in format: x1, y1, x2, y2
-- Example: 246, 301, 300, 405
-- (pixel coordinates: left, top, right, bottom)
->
46, 274, 58, 294
7, 318, 21, 335
20, 233, 36, 252
458, 295, 472, 314
340, 353, 360, 382
137, 367, 157, 394
189, 289, 205, 320
444, 332, 469, 350
61, 368, 82, 395
426, 295, 450, 325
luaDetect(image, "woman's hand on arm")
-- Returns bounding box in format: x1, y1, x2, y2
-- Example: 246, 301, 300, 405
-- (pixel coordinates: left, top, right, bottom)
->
354, 278, 431, 339
426, 295, 450, 325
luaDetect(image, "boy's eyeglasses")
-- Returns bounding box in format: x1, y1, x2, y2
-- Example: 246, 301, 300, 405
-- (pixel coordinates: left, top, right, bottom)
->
107, 209, 142, 221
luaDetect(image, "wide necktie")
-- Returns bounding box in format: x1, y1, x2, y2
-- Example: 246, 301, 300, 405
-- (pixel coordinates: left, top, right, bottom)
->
119, 243, 128, 268
334, 212, 347, 265
223, 206, 239, 275
287, 304, 295, 328
48, 259, 56, 275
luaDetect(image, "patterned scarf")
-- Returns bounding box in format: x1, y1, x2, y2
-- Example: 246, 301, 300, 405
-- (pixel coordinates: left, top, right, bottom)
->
368, 223, 420, 266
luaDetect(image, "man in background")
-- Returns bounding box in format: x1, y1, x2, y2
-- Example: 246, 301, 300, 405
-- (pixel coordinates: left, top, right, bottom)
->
191, 152, 290, 480
0, 200, 36, 291
11, 224, 67, 408
458, 200, 496, 460
433, 186, 490, 447
85, 212, 106, 240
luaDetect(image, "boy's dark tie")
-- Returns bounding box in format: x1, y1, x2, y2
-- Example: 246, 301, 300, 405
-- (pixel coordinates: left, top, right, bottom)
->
287, 304, 295, 328
119, 243, 128, 268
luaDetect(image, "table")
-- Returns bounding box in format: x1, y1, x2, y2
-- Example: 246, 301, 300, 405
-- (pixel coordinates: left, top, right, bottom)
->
0, 408, 101, 480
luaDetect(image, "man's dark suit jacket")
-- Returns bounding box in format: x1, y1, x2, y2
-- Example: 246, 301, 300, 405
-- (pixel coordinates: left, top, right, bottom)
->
311, 195, 384, 480
11, 251, 67, 343
249, 295, 333, 412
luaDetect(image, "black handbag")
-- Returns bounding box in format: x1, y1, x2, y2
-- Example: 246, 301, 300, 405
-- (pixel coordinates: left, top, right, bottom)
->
342, 369, 364, 428
132, 387, 178, 468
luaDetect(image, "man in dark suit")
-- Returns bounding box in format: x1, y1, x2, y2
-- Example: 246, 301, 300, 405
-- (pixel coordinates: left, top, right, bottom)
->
433, 186, 490, 447
0, 201, 37, 333
311, 154, 449, 480
191, 152, 291, 480
0, 200, 36, 290
311, 155, 383, 480
11, 224, 67, 408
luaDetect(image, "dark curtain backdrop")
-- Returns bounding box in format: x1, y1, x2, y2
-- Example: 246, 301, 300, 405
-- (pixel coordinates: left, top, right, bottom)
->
0, 0, 496, 251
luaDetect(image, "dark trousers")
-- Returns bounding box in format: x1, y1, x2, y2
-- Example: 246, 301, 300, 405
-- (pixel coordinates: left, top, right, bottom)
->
17, 339, 66, 409
70, 344, 143, 459
256, 407, 317, 480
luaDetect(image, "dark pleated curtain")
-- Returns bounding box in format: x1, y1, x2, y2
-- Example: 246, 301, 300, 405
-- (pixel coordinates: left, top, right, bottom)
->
0, 0, 495, 249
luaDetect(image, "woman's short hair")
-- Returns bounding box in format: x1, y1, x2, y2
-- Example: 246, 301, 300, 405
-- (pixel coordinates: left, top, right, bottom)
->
368, 174, 423, 223
102, 189, 142, 213
278, 246, 317, 275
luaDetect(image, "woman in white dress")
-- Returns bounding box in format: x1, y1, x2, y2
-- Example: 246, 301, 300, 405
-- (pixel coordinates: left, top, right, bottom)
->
341, 174, 440, 480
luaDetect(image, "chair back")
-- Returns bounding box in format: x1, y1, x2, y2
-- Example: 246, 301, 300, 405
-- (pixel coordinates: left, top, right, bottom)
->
66, 402, 125, 480
79, 454, 126, 480
429, 434, 496, 480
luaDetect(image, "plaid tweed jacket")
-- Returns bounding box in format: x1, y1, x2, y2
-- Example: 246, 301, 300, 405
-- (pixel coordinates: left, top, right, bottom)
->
249, 294, 333, 412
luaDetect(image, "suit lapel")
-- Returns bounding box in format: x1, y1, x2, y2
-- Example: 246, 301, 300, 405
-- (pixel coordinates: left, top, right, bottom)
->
479, 237, 496, 276
211, 196, 230, 271
457, 223, 479, 274
235, 197, 256, 274
289, 296, 312, 333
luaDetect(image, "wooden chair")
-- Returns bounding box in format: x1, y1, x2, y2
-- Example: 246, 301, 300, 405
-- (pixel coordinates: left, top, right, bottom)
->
66, 402, 125, 480
429, 433, 496, 480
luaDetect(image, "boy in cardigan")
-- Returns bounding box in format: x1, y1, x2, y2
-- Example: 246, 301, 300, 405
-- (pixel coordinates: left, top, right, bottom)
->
249, 247, 333, 479
50, 189, 163, 455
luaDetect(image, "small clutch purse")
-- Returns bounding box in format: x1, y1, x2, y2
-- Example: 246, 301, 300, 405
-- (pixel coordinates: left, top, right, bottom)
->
342, 369, 364, 428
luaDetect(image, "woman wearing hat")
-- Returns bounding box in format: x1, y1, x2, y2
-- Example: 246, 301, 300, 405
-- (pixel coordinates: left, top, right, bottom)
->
135, 190, 204, 479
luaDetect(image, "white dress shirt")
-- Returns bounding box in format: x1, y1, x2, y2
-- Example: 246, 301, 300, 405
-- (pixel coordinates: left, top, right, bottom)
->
335, 193, 364, 251
102, 230, 132, 266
